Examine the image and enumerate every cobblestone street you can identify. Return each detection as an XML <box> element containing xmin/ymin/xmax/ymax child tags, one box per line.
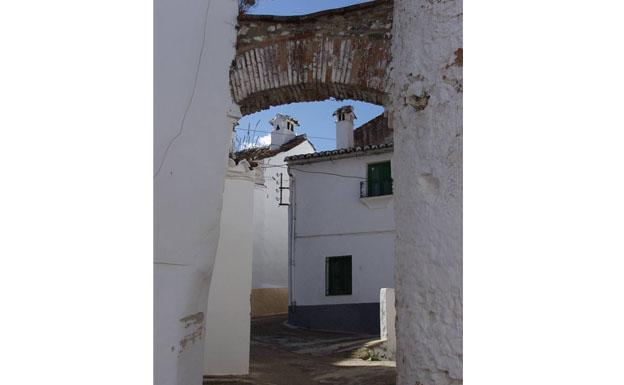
<box><xmin>204</xmin><ymin>316</ymin><xmax>396</xmax><ymax>385</ymax></box>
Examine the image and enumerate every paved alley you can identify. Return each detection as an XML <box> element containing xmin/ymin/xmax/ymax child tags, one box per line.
<box><xmin>204</xmin><ymin>315</ymin><xmax>396</xmax><ymax>385</ymax></box>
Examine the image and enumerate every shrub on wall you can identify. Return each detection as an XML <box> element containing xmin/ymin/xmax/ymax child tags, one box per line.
<box><xmin>238</xmin><ymin>0</ymin><xmax>256</xmax><ymax>14</ymax></box>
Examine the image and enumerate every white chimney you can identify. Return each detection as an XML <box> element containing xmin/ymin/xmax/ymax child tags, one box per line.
<box><xmin>269</xmin><ymin>113</ymin><xmax>298</xmax><ymax>150</ymax></box>
<box><xmin>333</xmin><ymin>105</ymin><xmax>356</xmax><ymax>149</ymax></box>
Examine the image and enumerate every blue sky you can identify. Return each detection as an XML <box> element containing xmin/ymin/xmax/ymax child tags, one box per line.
<box><xmin>236</xmin><ymin>0</ymin><xmax>383</xmax><ymax>152</ymax></box>
<box><xmin>247</xmin><ymin>0</ymin><xmax>372</xmax><ymax>16</ymax></box>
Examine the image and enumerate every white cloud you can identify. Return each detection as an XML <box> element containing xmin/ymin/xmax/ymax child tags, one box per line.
<box><xmin>238</xmin><ymin>134</ymin><xmax>271</xmax><ymax>150</ymax></box>
<box><xmin>258</xmin><ymin>134</ymin><xmax>271</xmax><ymax>146</ymax></box>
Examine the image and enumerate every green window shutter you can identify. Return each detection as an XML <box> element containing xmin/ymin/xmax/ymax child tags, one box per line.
<box><xmin>367</xmin><ymin>161</ymin><xmax>392</xmax><ymax>197</ymax></box>
<box><xmin>367</xmin><ymin>164</ymin><xmax>376</xmax><ymax>196</ymax></box>
<box><xmin>325</xmin><ymin>256</ymin><xmax>352</xmax><ymax>296</ymax></box>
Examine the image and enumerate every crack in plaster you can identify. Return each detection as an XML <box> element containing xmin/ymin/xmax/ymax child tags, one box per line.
<box><xmin>154</xmin><ymin>0</ymin><xmax>213</xmax><ymax>179</ymax></box>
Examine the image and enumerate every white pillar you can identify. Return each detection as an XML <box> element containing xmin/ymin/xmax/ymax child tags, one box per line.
<box><xmin>154</xmin><ymin>1</ymin><xmax>238</xmax><ymax>384</ymax></box>
<box><xmin>204</xmin><ymin>159</ymin><xmax>255</xmax><ymax>375</ymax></box>
<box><xmin>389</xmin><ymin>0</ymin><xmax>463</xmax><ymax>384</ymax></box>
<box><xmin>380</xmin><ymin>288</ymin><xmax>396</xmax><ymax>357</ymax></box>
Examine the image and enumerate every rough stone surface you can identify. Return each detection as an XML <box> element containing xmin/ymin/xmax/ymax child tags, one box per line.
<box><xmin>232</xmin><ymin>0</ymin><xmax>393</xmax><ymax>115</ymax></box>
<box><xmin>388</xmin><ymin>0</ymin><xmax>463</xmax><ymax>384</ymax></box>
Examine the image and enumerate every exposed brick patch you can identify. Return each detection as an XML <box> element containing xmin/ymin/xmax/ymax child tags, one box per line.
<box><xmin>454</xmin><ymin>48</ymin><xmax>463</xmax><ymax>66</ymax></box>
<box><xmin>406</xmin><ymin>91</ymin><xmax>430</xmax><ymax>111</ymax></box>
<box><xmin>354</xmin><ymin>113</ymin><xmax>393</xmax><ymax>147</ymax></box>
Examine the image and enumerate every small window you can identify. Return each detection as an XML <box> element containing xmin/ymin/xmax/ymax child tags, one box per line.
<box><xmin>367</xmin><ymin>161</ymin><xmax>393</xmax><ymax>197</ymax></box>
<box><xmin>325</xmin><ymin>256</ymin><xmax>352</xmax><ymax>296</ymax></box>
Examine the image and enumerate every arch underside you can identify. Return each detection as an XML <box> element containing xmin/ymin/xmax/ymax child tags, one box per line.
<box><xmin>237</xmin><ymin>83</ymin><xmax>385</xmax><ymax>116</ymax></box>
<box><xmin>231</xmin><ymin>0</ymin><xmax>393</xmax><ymax>116</ymax></box>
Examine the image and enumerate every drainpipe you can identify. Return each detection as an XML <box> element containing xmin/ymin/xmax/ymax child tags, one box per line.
<box><xmin>288</xmin><ymin>170</ymin><xmax>296</xmax><ymax>310</ymax></box>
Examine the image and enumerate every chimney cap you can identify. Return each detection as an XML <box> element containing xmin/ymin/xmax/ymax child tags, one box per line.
<box><xmin>270</xmin><ymin>113</ymin><xmax>299</xmax><ymax>127</ymax></box>
<box><xmin>332</xmin><ymin>105</ymin><xmax>357</xmax><ymax>119</ymax></box>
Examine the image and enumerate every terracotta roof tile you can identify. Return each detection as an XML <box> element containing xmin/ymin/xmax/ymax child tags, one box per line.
<box><xmin>232</xmin><ymin>134</ymin><xmax>309</xmax><ymax>165</ymax></box>
<box><xmin>285</xmin><ymin>142</ymin><xmax>393</xmax><ymax>163</ymax></box>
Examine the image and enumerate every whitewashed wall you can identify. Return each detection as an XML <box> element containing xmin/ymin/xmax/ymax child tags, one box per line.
<box><xmin>252</xmin><ymin>141</ymin><xmax>315</xmax><ymax>289</ymax></box>
<box><xmin>389</xmin><ymin>0</ymin><xmax>463</xmax><ymax>383</ymax></box>
<box><xmin>154</xmin><ymin>0</ymin><xmax>238</xmax><ymax>384</ymax></box>
<box><xmin>380</xmin><ymin>288</ymin><xmax>396</xmax><ymax>357</ymax></box>
<box><xmin>289</xmin><ymin>151</ymin><xmax>395</xmax><ymax>306</ymax></box>
<box><xmin>203</xmin><ymin>160</ymin><xmax>254</xmax><ymax>375</ymax></box>
<box><xmin>293</xmin><ymin>232</ymin><xmax>394</xmax><ymax>305</ymax></box>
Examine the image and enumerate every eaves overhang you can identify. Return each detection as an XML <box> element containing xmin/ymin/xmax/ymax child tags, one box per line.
<box><xmin>285</xmin><ymin>143</ymin><xmax>393</xmax><ymax>165</ymax></box>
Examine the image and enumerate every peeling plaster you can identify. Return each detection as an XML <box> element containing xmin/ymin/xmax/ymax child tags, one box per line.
<box><xmin>389</xmin><ymin>0</ymin><xmax>462</xmax><ymax>384</ymax></box>
<box><xmin>180</xmin><ymin>312</ymin><xmax>204</xmax><ymax>328</ymax></box>
<box><xmin>178</xmin><ymin>312</ymin><xmax>205</xmax><ymax>356</ymax></box>
<box><xmin>406</xmin><ymin>91</ymin><xmax>431</xmax><ymax>111</ymax></box>
<box><xmin>453</xmin><ymin>48</ymin><xmax>463</xmax><ymax>67</ymax></box>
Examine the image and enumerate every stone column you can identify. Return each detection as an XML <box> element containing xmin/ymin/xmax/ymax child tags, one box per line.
<box><xmin>388</xmin><ymin>0</ymin><xmax>463</xmax><ymax>384</ymax></box>
<box><xmin>154</xmin><ymin>0</ymin><xmax>238</xmax><ymax>384</ymax></box>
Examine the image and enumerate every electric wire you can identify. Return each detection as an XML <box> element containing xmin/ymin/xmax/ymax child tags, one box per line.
<box><xmin>289</xmin><ymin>167</ymin><xmax>366</xmax><ymax>180</ymax></box>
<box><xmin>257</xmin><ymin>164</ymin><xmax>365</xmax><ymax>180</ymax></box>
<box><xmin>236</xmin><ymin>127</ymin><xmax>336</xmax><ymax>141</ymax></box>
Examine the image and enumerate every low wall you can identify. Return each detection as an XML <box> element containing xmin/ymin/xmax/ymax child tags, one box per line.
<box><xmin>251</xmin><ymin>287</ymin><xmax>288</xmax><ymax>318</ymax></box>
<box><xmin>380</xmin><ymin>288</ymin><xmax>396</xmax><ymax>357</ymax></box>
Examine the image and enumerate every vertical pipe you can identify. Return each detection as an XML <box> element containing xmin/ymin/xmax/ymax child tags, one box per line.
<box><xmin>287</xmin><ymin>170</ymin><xmax>296</xmax><ymax>308</ymax></box>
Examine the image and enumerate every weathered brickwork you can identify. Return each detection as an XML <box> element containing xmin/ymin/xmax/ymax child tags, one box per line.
<box><xmin>232</xmin><ymin>0</ymin><xmax>393</xmax><ymax>115</ymax></box>
<box><xmin>354</xmin><ymin>113</ymin><xmax>392</xmax><ymax>147</ymax></box>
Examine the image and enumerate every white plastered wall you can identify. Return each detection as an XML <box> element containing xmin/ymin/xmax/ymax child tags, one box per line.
<box><xmin>389</xmin><ymin>0</ymin><xmax>463</xmax><ymax>383</ymax></box>
<box><xmin>252</xmin><ymin>141</ymin><xmax>315</xmax><ymax>289</ymax></box>
<box><xmin>154</xmin><ymin>0</ymin><xmax>238</xmax><ymax>384</ymax></box>
<box><xmin>380</xmin><ymin>288</ymin><xmax>396</xmax><ymax>357</ymax></box>
<box><xmin>203</xmin><ymin>160</ymin><xmax>254</xmax><ymax>375</ymax></box>
<box><xmin>289</xmin><ymin>152</ymin><xmax>395</xmax><ymax>306</ymax></box>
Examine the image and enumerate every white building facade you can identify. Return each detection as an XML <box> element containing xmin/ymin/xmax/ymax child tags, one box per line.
<box><xmin>233</xmin><ymin>114</ymin><xmax>315</xmax><ymax>317</ymax></box>
<box><xmin>286</xmin><ymin>107</ymin><xmax>395</xmax><ymax>335</ymax></box>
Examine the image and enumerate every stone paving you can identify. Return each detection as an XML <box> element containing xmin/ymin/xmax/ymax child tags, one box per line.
<box><xmin>204</xmin><ymin>315</ymin><xmax>396</xmax><ymax>385</ymax></box>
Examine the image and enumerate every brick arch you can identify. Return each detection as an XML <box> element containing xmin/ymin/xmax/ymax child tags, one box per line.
<box><xmin>231</xmin><ymin>0</ymin><xmax>393</xmax><ymax>115</ymax></box>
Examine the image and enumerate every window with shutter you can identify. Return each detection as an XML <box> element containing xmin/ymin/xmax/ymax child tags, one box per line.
<box><xmin>325</xmin><ymin>256</ymin><xmax>352</xmax><ymax>296</ymax></box>
<box><xmin>367</xmin><ymin>161</ymin><xmax>392</xmax><ymax>197</ymax></box>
